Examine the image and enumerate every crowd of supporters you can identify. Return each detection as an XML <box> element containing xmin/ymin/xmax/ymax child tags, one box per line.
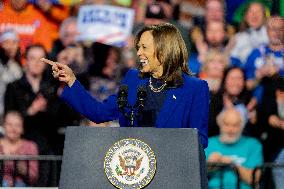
<box><xmin>0</xmin><ymin>0</ymin><xmax>283</xmax><ymax>188</ymax></box>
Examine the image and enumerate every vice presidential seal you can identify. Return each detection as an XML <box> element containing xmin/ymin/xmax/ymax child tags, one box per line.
<box><xmin>104</xmin><ymin>138</ymin><xmax>156</xmax><ymax>189</ymax></box>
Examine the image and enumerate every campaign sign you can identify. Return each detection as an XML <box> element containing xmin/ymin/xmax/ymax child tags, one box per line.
<box><xmin>77</xmin><ymin>5</ymin><xmax>135</xmax><ymax>47</ymax></box>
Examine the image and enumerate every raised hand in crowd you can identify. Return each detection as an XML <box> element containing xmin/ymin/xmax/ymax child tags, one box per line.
<box><xmin>27</xmin><ymin>94</ymin><xmax>47</xmax><ymax>116</ymax></box>
<box><xmin>269</xmin><ymin>115</ymin><xmax>284</xmax><ymax>130</ymax></box>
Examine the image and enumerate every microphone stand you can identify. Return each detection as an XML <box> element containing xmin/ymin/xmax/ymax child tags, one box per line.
<box><xmin>117</xmin><ymin>86</ymin><xmax>146</xmax><ymax>127</ymax></box>
<box><xmin>119</xmin><ymin>103</ymin><xmax>144</xmax><ymax>127</ymax></box>
<box><xmin>129</xmin><ymin>107</ymin><xmax>136</xmax><ymax>127</ymax></box>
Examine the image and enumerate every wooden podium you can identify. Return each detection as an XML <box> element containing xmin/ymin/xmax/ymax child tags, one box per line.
<box><xmin>59</xmin><ymin>127</ymin><xmax>207</xmax><ymax>189</ymax></box>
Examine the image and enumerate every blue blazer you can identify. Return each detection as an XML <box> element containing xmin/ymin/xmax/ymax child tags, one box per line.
<box><xmin>61</xmin><ymin>69</ymin><xmax>209</xmax><ymax>148</ymax></box>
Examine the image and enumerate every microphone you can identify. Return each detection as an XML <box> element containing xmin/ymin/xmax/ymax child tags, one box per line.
<box><xmin>116</xmin><ymin>85</ymin><xmax>146</xmax><ymax>127</ymax></box>
<box><xmin>136</xmin><ymin>85</ymin><xmax>147</xmax><ymax>110</ymax></box>
<box><xmin>117</xmin><ymin>85</ymin><xmax>128</xmax><ymax>109</ymax></box>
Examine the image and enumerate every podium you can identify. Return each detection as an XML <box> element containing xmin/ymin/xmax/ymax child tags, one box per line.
<box><xmin>59</xmin><ymin>127</ymin><xmax>207</xmax><ymax>189</ymax></box>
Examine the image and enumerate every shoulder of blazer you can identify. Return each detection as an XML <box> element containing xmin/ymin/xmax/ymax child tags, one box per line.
<box><xmin>182</xmin><ymin>74</ymin><xmax>207</xmax><ymax>89</ymax></box>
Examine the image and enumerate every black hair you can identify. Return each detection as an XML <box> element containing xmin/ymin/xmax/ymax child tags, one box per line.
<box><xmin>24</xmin><ymin>43</ymin><xmax>47</xmax><ymax>59</ymax></box>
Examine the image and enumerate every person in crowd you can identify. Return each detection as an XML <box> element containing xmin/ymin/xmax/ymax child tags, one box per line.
<box><xmin>208</xmin><ymin>67</ymin><xmax>258</xmax><ymax>137</ymax></box>
<box><xmin>229</xmin><ymin>1</ymin><xmax>269</xmax><ymax>66</ymax></box>
<box><xmin>199</xmin><ymin>20</ymin><xmax>227</xmax><ymax>53</ymax></box>
<box><xmin>42</xmin><ymin>23</ymin><xmax>210</xmax><ymax>148</ymax></box>
<box><xmin>206</xmin><ymin>107</ymin><xmax>263</xmax><ymax>189</ymax></box>
<box><xmin>56</xmin><ymin>44</ymin><xmax>84</xmax><ymax>73</ymax></box>
<box><xmin>88</xmin><ymin>46</ymin><xmax>123</xmax><ymax>99</ymax></box>
<box><xmin>55</xmin><ymin>43</ymin><xmax>89</xmax><ymax>131</ymax></box>
<box><xmin>57</xmin><ymin>43</ymin><xmax>93</xmax><ymax>92</ymax></box>
<box><xmin>203</xmin><ymin>0</ymin><xmax>224</xmax><ymax>23</ymax></box>
<box><xmin>49</xmin><ymin>16</ymin><xmax>79</xmax><ymax>61</ymax></box>
<box><xmin>191</xmin><ymin>0</ymin><xmax>225</xmax><ymax>41</ymax></box>
<box><xmin>244</xmin><ymin>16</ymin><xmax>284</xmax><ymax>91</ymax></box>
<box><xmin>0</xmin><ymin>30</ymin><xmax>23</xmax><ymax>124</ymax></box>
<box><xmin>261</xmin><ymin>77</ymin><xmax>284</xmax><ymax>162</ymax></box>
<box><xmin>190</xmin><ymin>0</ymin><xmax>235</xmax><ymax>52</ymax></box>
<box><xmin>189</xmin><ymin>20</ymin><xmax>228</xmax><ymax>74</ymax></box>
<box><xmin>4</xmin><ymin>44</ymin><xmax>61</xmax><ymax>155</ymax></box>
<box><xmin>0</xmin><ymin>111</ymin><xmax>38</xmax><ymax>187</ymax></box>
<box><xmin>198</xmin><ymin>50</ymin><xmax>229</xmax><ymax>94</ymax></box>
<box><xmin>32</xmin><ymin>0</ymin><xmax>71</xmax><ymax>41</ymax></box>
<box><xmin>250</xmin><ymin>15</ymin><xmax>284</xmax><ymax>162</ymax></box>
<box><xmin>0</xmin><ymin>0</ymin><xmax>55</xmax><ymax>53</ymax></box>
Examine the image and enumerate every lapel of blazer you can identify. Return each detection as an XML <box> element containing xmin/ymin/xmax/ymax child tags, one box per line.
<box><xmin>156</xmin><ymin>85</ymin><xmax>185</xmax><ymax>127</ymax></box>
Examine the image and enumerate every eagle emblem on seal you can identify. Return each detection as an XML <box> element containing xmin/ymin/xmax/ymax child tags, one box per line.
<box><xmin>104</xmin><ymin>138</ymin><xmax>156</xmax><ymax>189</ymax></box>
<box><xmin>118</xmin><ymin>154</ymin><xmax>143</xmax><ymax>176</ymax></box>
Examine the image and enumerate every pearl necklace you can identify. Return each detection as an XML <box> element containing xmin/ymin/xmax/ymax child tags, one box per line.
<box><xmin>149</xmin><ymin>77</ymin><xmax>167</xmax><ymax>93</ymax></box>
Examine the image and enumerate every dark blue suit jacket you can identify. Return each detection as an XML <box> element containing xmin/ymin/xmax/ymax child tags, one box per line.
<box><xmin>61</xmin><ymin>69</ymin><xmax>209</xmax><ymax>148</ymax></box>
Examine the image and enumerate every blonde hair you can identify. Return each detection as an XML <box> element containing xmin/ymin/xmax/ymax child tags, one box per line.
<box><xmin>202</xmin><ymin>49</ymin><xmax>229</xmax><ymax>73</ymax></box>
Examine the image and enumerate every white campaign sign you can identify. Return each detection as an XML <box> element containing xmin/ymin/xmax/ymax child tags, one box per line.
<box><xmin>77</xmin><ymin>5</ymin><xmax>135</xmax><ymax>47</ymax></box>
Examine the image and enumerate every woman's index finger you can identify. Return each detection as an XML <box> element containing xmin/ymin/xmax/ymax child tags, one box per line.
<box><xmin>40</xmin><ymin>58</ymin><xmax>57</xmax><ymax>66</ymax></box>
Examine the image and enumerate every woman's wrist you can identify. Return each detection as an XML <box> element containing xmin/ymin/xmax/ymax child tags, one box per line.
<box><xmin>67</xmin><ymin>77</ymin><xmax>76</xmax><ymax>87</ymax></box>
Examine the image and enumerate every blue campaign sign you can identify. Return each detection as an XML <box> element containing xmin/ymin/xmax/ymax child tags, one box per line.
<box><xmin>77</xmin><ymin>5</ymin><xmax>135</xmax><ymax>47</ymax></box>
<box><xmin>81</xmin><ymin>8</ymin><xmax>127</xmax><ymax>28</ymax></box>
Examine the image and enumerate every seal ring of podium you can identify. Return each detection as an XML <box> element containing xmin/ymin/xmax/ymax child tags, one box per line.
<box><xmin>104</xmin><ymin>138</ymin><xmax>156</xmax><ymax>189</ymax></box>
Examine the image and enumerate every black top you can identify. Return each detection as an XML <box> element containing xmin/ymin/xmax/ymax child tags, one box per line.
<box><xmin>138</xmin><ymin>77</ymin><xmax>167</xmax><ymax>127</ymax></box>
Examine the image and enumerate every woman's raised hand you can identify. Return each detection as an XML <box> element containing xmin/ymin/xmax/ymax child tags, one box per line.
<box><xmin>41</xmin><ymin>58</ymin><xmax>76</xmax><ymax>87</ymax></box>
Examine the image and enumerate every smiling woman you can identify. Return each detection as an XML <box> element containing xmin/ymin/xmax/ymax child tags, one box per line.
<box><xmin>136</xmin><ymin>31</ymin><xmax>163</xmax><ymax>78</ymax></box>
<box><xmin>41</xmin><ymin>23</ymin><xmax>210</xmax><ymax>148</ymax></box>
<box><xmin>134</xmin><ymin>24</ymin><xmax>191</xmax><ymax>87</ymax></box>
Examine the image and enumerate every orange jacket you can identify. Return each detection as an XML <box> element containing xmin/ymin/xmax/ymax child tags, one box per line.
<box><xmin>0</xmin><ymin>2</ymin><xmax>54</xmax><ymax>52</ymax></box>
<box><xmin>37</xmin><ymin>4</ymin><xmax>70</xmax><ymax>41</ymax></box>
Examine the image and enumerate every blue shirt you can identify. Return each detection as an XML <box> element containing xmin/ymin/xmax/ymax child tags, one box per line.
<box><xmin>245</xmin><ymin>45</ymin><xmax>284</xmax><ymax>80</ymax></box>
<box><xmin>205</xmin><ymin>136</ymin><xmax>263</xmax><ymax>189</ymax></box>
